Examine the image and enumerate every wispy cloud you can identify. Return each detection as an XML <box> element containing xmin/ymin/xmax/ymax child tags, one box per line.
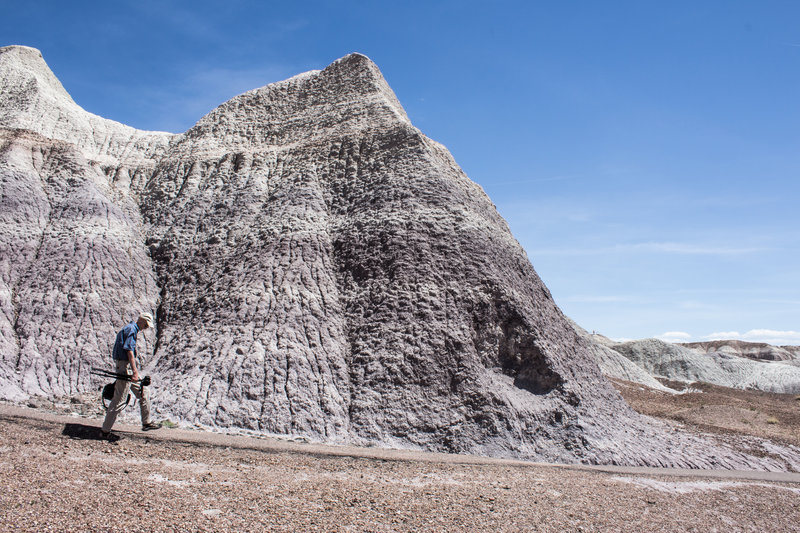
<box><xmin>678</xmin><ymin>300</ymin><xmax>718</xmax><ymax>310</ymax></box>
<box><xmin>657</xmin><ymin>331</ymin><xmax>692</xmax><ymax>342</ymax></box>
<box><xmin>530</xmin><ymin>242</ymin><xmax>764</xmax><ymax>257</ymax></box>
<box><xmin>561</xmin><ymin>295</ymin><xmax>636</xmax><ymax>304</ymax></box>
<box><xmin>638</xmin><ymin>242</ymin><xmax>762</xmax><ymax>255</ymax></box>
<box><xmin>704</xmin><ymin>331</ymin><xmax>740</xmax><ymax>339</ymax></box>
<box><xmin>488</xmin><ymin>174</ymin><xmax>578</xmax><ymax>186</ymax></box>
<box><xmin>487</xmin><ymin>166</ymin><xmax>633</xmax><ymax>188</ymax></box>
<box><xmin>115</xmin><ymin>62</ymin><xmax>303</xmax><ymax>132</ymax></box>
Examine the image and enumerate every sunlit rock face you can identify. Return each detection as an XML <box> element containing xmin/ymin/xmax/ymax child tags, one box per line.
<box><xmin>0</xmin><ymin>46</ymin><xmax>171</xmax><ymax>401</ymax></box>
<box><xmin>612</xmin><ymin>338</ymin><xmax>800</xmax><ymax>394</ymax></box>
<box><xmin>0</xmin><ymin>45</ymin><xmax>792</xmax><ymax>469</ymax></box>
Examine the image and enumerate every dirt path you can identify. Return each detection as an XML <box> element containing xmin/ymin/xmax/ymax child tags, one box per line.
<box><xmin>2</xmin><ymin>405</ymin><xmax>800</xmax><ymax>532</ymax></box>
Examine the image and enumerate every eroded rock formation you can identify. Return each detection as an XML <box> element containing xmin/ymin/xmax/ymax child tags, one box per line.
<box><xmin>1</xmin><ymin>45</ymin><xmax>795</xmax><ymax>468</ymax></box>
<box><xmin>611</xmin><ymin>338</ymin><xmax>800</xmax><ymax>394</ymax></box>
<box><xmin>682</xmin><ymin>340</ymin><xmax>800</xmax><ymax>362</ymax></box>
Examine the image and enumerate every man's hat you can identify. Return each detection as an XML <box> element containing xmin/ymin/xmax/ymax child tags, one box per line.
<box><xmin>138</xmin><ymin>312</ymin><xmax>154</xmax><ymax>329</ymax></box>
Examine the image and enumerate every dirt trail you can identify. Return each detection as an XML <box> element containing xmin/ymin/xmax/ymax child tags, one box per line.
<box><xmin>3</xmin><ymin>404</ymin><xmax>800</xmax><ymax>484</ymax></box>
<box><xmin>2</xmin><ymin>404</ymin><xmax>799</xmax><ymax>532</ymax></box>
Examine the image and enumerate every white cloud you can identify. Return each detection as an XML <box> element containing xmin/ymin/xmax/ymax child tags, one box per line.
<box><xmin>529</xmin><ymin>242</ymin><xmax>763</xmax><ymax>257</ymax></box>
<box><xmin>704</xmin><ymin>331</ymin><xmax>741</xmax><ymax>339</ymax></box>
<box><xmin>657</xmin><ymin>331</ymin><xmax>692</xmax><ymax>341</ymax></box>
<box><xmin>703</xmin><ymin>329</ymin><xmax>800</xmax><ymax>346</ymax></box>
<box><xmin>635</xmin><ymin>242</ymin><xmax>760</xmax><ymax>255</ymax></box>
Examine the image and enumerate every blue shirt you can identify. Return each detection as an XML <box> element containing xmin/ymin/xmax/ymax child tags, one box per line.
<box><xmin>112</xmin><ymin>321</ymin><xmax>140</xmax><ymax>361</ymax></box>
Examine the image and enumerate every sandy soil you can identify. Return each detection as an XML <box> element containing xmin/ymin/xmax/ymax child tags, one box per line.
<box><xmin>1</xmin><ymin>401</ymin><xmax>799</xmax><ymax>532</ymax></box>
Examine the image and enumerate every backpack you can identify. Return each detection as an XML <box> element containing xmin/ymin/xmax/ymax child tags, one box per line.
<box><xmin>101</xmin><ymin>382</ymin><xmax>131</xmax><ymax>410</ymax></box>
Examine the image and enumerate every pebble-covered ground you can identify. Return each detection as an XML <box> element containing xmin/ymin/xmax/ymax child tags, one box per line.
<box><xmin>614</xmin><ymin>378</ymin><xmax>800</xmax><ymax>448</ymax></box>
<box><xmin>1</xmin><ymin>406</ymin><xmax>799</xmax><ymax>532</ymax></box>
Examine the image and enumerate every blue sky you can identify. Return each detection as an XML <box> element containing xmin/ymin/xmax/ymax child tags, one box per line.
<box><xmin>3</xmin><ymin>1</ymin><xmax>798</xmax><ymax>344</ymax></box>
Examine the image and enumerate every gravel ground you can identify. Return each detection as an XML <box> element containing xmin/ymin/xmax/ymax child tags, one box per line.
<box><xmin>1</xmin><ymin>406</ymin><xmax>799</xmax><ymax>532</ymax></box>
<box><xmin>613</xmin><ymin>378</ymin><xmax>800</xmax><ymax>448</ymax></box>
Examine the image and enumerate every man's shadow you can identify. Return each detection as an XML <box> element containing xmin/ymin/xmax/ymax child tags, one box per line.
<box><xmin>62</xmin><ymin>422</ymin><xmax>107</xmax><ymax>441</ymax></box>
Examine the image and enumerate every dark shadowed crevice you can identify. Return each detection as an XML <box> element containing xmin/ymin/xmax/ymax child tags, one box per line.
<box><xmin>498</xmin><ymin>320</ymin><xmax>563</xmax><ymax>395</ymax></box>
<box><xmin>472</xmin><ymin>289</ymin><xmax>563</xmax><ymax>395</ymax></box>
<box><xmin>151</xmin><ymin>280</ymin><xmax>167</xmax><ymax>363</ymax></box>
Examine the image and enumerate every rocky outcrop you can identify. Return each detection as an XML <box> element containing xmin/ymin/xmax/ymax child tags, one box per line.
<box><xmin>612</xmin><ymin>339</ymin><xmax>800</xmax><ymax>394</ymax></box>
<box><xmin>0</xmin><ymin>46</ymin><xmax>172</xmax><ymax>165</ymax></box>
<box><xmin>784</xmin><ymin>346</ymin><xmax>800</xmax><ymax>360</ymax></box>
<box><xmin>1</xmin><ymin>45</ymin><xmax>796</xmax><ymax>469</ymax></box>
<box><xmin>0</xmin><ymin>46</ymin><xmax>172</xmax><ymax>401</ymax></box>
<box><xmin>567</xmin><ymin>320</ymin><xmax>675</xmax><ymax>393</ymax></box>
<box><xmin>681</xmin><ymin>340</ymin><xmax>799</xmax><ymax>362</ymax></box>
<box><xmin>569</xmin><ymin>322</ymin><xmax>800</xmax><ymax>395</ymax></box>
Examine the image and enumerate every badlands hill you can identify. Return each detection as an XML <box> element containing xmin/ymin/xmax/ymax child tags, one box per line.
<box><xmin>681</xmin><ymin>340</ymin><xmax>800</xmax><ymax>362</ymax></box>
<box><xmin>612</xmin><ymin>339</ymin><xmax>800</xmax><ymax>394</ymax></box>
<box><xmin>571</xmin><ymin>319</ymin><xmax>800</xmax><ymax>395</ymax></box>
<box><xmin>0</xmin><ymin>45</ymin><xmax>793</xmax><ymax>469</ymax></box>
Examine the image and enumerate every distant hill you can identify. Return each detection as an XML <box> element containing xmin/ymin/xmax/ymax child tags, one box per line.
<box><xmin>578</xmin><ymin>330</ymin><xmax>800</xmax><ymax>394</ymax></box>
<box><xmin>680</xmin><ymin>340</ymin><xmax>800</xmax><ymax>362</ymax></box>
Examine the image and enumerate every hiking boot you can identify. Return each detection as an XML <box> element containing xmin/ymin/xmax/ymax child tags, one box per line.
<box><xmin>100</xmin><ymin>430</ymin><xmax>121</xmax><ymax>442</ymax></box>
<box><xmin>142</xmin><ymin>421</ymin><xmax>162</xmax><ymax>431</ymax></box>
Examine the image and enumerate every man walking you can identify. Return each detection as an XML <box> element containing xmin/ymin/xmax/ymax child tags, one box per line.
<box><xmin>101</xmin><ymin>312</ymin><xmax>161</xmax><ymax>441</ymax></box>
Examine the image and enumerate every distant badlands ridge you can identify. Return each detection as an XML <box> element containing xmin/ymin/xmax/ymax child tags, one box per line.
<box><xmin>680</xmin><ymin>339</ymin><xmax>800</xmax><ymax>362</ymax></box>
<box><xmin>582</xmin><ymin>327</ymin><xmax>800</xmax><ymax>395</ymax></box>
<box><xmin>1</xmin><ymin>45</ymin><xmax>798</xmax><ymax>470</ymax></box>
